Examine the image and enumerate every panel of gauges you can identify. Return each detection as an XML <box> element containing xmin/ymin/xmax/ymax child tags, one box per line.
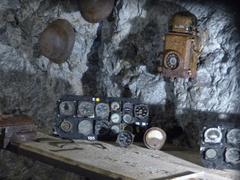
<box><xmin>53</xmin><ymin>95</ymin><xmax>149</xmax><ymax>144</ymax></box>
<box><xmin>200</xmin><ymin>122</ymin><xmax>240</xmax><ymax>170</ymax></box>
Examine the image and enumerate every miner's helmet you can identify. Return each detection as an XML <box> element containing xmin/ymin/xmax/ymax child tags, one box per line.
<box><xmin>169</xmin><ymin>11</ymin><xmax>197</xmax><ymax>34</ymax></box>
<box><xmin>78</xmin><ymin>0</ymin><xmax>115</xmax><ymax>23</ymax></box>
<box><xmin>39</xmin><ymin>19</ymin><xmax>75</xmax><ymax>64</ymax></box>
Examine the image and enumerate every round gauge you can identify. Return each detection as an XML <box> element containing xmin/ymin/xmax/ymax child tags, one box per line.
<box><xmin>78</xmin><ymin>101</ymin><xmax>95</xmax><ymax>117</ymax></box>
<box><xmin>165</xmin><ymin>53</ymin><xmax>179</xmax><ymax>70</ymax></box>
<box><xmin>60</xmin><ymin>120</ymin><xmax>73</xmax><ymax>132</ymax></box>
<box><xmin>116</xmin><ymin>131</ymin><xmax>134</xmax><ymax>147</ymax></box>
<box><xmin>204</xmin><ymin>128</ymin><xmax>222</xmax><ymax>144</ymax></box>
<box><xmin>95</xmin><ymin>103</ymin><xmax>110</xmax><ymax>119</ymax></box>
<box><xmin>110</xmin><ymin>113</ymin><xmax>121</xmax><ymax>124</ymax></box>
<box><xmin>225</xmin><ymin>148</ymin><xmax>240</xmax><ymax>165</ymax></box>
<box><xmin>123</xmin><ymin>114</ymin><xmax>134</xmax><ymax>124</ymax></box>
<box><xmin>143</xmin><ymin>127</ymin><xmax>166</xmax><ymax>150</ymax></box>
<box><xmin>111</xmin><ymin>125</ymin><xmax>120</xmax><ymax>134</ymax></box>
<box><xmin>205</xmin><ymin>149</ymin><xmax>217</xmax><ymax>160</ymax></box>
<box><xmin>95</xmin><ymin>120</ymin><xmax>110</xmax><ymax>136</ymax></box>
<box><xmin>227</xmin><ymin>129</ymin><xmax>240</xmax><ymax>145</ymax></box>
<box><xmin>111</xmin><ymin>102</ymin><xmax>121</xmax><ymax>111</ymax></box>
<box><xmin>78</xmin><ymin>120</ymin><xmax>93</xmax><ymax>136</ymax></box>
<box><xmin>59</xmin><ymin>101</ymin><xmax>75</xmax><ymax>116</ymax></box>
<box><xmin>123</xmin><ymin>102</ymin><xmax>133</xmax><ymax>113</ymax></box>
<box><xmin>134</xmin><ymin>104</ymin><xmax>149</xmax><ymax>119</ymax></box>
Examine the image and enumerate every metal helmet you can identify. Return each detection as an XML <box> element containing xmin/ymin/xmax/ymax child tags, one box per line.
<box><xmin>170</xmin><ymin>11</ymin><xmax>197</xmax><ymax>34</ymax></box>
<box><xmin>78</xmin><ymin>0</ymin><xmax>115</xmax><ymax>23</ymax></box>
<box><xmin>39</xmin><ymin>19</ymin><xmax>75</xmax><ymax>64</ymax></box>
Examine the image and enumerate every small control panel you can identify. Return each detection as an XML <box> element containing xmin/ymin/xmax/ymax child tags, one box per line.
<box><xmin>54</xmin><ymin>95</ymin><xmax>149</xmax><ymax>142</ymax></box>
<box><xmin>200</xmin><ymin>121</ymin><xmax>240</xmax><ymax>170</ymax></box>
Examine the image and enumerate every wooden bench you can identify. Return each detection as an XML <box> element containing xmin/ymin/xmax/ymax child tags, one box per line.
<box><xmin>7</xmin><ymin>132</ymin><xmax>240</xmax><ymax>180</ymax></box>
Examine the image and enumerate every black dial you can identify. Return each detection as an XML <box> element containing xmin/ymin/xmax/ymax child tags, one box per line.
<box><xmin>134</xmin><ymin>104</ymin><xmax>149</xmax><ymax>119</ymax></box>
<box><xmin>165</xmin><ymin>53</ymin><xmax>179</xmax><ymax>70</ymax></box>
<box><xmin>95</xmin><ymin>120</ymin><xmax>110</xmax><ymax>136</ymax></box>
<box><xmin>116</xmin><ymin>131</ymin><xmax>134</xmax><ymax>147</ymax></box>
<box><xmin>59</xmin><ymin>101</ymin><xmax>75</xmax><ymax>116</ymax></box>
<box><xmin>78</xmin><ymin>101</ymin><xmax>95</xmax><ymax>117</ymax></box>
<box><xmin>60</xmin><ymin>120</ymin><xmax>73</xmax><ymax>132</ymax></box>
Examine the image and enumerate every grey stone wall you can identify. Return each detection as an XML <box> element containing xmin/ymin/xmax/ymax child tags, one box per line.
<box><xmin>0</xmin><ymin>0</ymin><xmax>240</xmax><ymax>179</ymax></box>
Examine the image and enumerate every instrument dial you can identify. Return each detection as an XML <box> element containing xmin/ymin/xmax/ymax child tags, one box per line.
<box><xmin>123</xmin><ymin>102</ymin><xmax>133</xmax><ymax>114</ymax></box>
<box><xmin>111</xmin><ymin>125</ymin><xmax>120</xmax><ymax>134</ymax></box>
<box><xmin>225</xmin><ymin>148</ymin><xmax>240</xmax><ymax>165</ymax></box>
<box><xmin>78</xmin><ymin>120</ymin><xmax>93</xmax><ymax>136</ymax></box>
<box><xmin>165</xmin><ymin>53</ymin><xmax>179</xmax><ymax>70</ymax></box>
<box><xmin>204</xmin><ymin>128</ymin><xmax>222</xmax><ymax>144</ymax></box>
<box><xmin>111</xmin><ymin>102</ymin><xmax>121</xmax><ymax>111</ymax></box>
<box><xmin>123</xmin><ymin>114</ymin><xmax>134</xmax><ymax>124</ymax></box>
<box><xmin>78</xmin><ymin>101</ymin><xmax>95</xmax><ymax>117</ymax></box>
<box><xmin>205</xmin><ymin>149</ymin><xmax>217</xmax><ymax>160</ymax></box>
<box><xmin>95</xmin><ymin>120</ymin><xmax>110</xmax><ymax>136</ymax></box>
<box><xmin>110</xmin><ymin>113</ymin><xmax>121</xmax><ymax>124</ymax></box>
<box><xmin>95</xmin><ymin>103</ymin><xmax>110</xmax><ymax>119</ymax></box>
<box><xmin>59</xmin><ymin>101</ymin><xmax>75</xmax><ymax>116</ymax></box>
<box><xmin>143</xmin><ymin>127</ymin><xmax>166</xmax><ymax>150</ymax></box>
<box><xmin>60</xmin><ymin>120</ymin><xmax>73</xmax><ymax>132</ymax></box>
<box><xmin>134</xmin><ymin>104</ymin><xmax>149</xmax><ymax>119</ymax></box>
<box><xmin>227</xmin><ymin>129</ymin><xmax>240</xmax><ymax>145</ymax></box>
<box><xmin>116</xmin><ymin>131</ymin><xmax>134</xmax><ymax>147</ymax></box>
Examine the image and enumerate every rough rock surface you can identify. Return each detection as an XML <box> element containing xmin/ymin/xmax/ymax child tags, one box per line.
<box><xmin>0</xmin><ymin>0</ymin><xmax>240</xmax><ymax>179</ymax></box>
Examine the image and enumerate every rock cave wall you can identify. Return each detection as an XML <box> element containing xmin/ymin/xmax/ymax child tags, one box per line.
<box><xmin>0</xmin><ymin>0</ymin><xmax>240</xmax><ymax>179</ymax></box>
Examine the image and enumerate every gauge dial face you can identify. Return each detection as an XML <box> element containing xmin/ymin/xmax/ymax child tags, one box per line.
<box><xmin>205</xmin><ymin>149</ymin><xmax>217</xmax><ymax>160</ymax></box>
<box><xmin>111</xmin><ymin>102</ymin><xmax>121</xmax><ymax>111</ymax></box>
<box><xmin>123</xmin><ymin>102</ymin><xmax>133</xmax><ymax>114</ymax></box>
<box><xmin>78</xmin><ymin>101</ymin><xmax>95</xmax><ymax>117</ymax></box>
<box><xmin>123</xmin><ymin>114</ymin><xmax>134</xmax><ymax>124</ymax></box>
<box><xmin>95</xmin><ymin>103</ymin><xmax>110</xmax><ymax>119</ymax></box>
<box><xmin>110</xmin><ymin>113</ymin><xmax>121</xmax><ymax>124</ymax></box>
<box><xmin>144</xmin><ymin>128</ymin><xmax>166</xmax><ymax>150</ymax></box>
<box><xmin>95</xmin><ymin>120</ymin><xmax>110</xmax><ymax>136</ymax></box>
<box><xmin>116</xmin><ymin>131</ymin><xmax>134</xmax><ymax>147</ymax></box>
<box><xmin>227</xmin><ymin>129</ymin><xmax>240</xmax><ymax>145</ymax></box>
<box><xmin>134</xmin><ymin>104</ymin><xmax>149</xmax><ymax>119</ymax></box>
<box><xmin>60</xmin><ymin>120</ymin><xmax>73</xmax><ymax>132</ymax></box>
<box><xmin>225</xmin><ymin>148</ymin><xmax>240</xmax><ymax>165</ymax></box>
<box><xmin>59</xmin><ymin>101</ymin><xmax>75</xmax><ymax>116</ymax></box>
<box><xmin>165</xmin><ymin>53</ymin><xmax>179</xmax><ymax>70</ymax></box>
<box><xmin>204</xmin><ymin>128</ymin><xmax>222</xmax><ymax>144</ymax></box>
<box><xmin>78</xmin><ymin>120</ymin><xmax>93</xmax><ymax>136</ymax></box>
<box><xmin>111</xmin><ymin>125</ymin><xmax>120</xmax><ymax>134</ymax></box>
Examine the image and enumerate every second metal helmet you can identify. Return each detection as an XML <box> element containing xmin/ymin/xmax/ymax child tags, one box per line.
<box><xmin>39</xmin><ymin>19</ymin><xmax>75</xmax><ymax>64</ymax></box>
<box><xmin>78</xmin><ymin>0</ymin><xmax>115</xmax><ymax>23</ymax></box>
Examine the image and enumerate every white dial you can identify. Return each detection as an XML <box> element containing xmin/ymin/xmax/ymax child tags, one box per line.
<box><xmin>110</xmin><ymin>113</ymin><xmax>121</xmax><ymax>124</ymax></box>
<box><xmin>111</xmin><ymin>102</ymin><xmax>121</xmax><ymax>111</ymax></box>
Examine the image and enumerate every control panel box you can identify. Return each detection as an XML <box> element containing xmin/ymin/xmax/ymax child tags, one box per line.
<box><xmin>54</xmin><ymin>95</ymin><xmax>149</xmax><ymax>141</ymax></box>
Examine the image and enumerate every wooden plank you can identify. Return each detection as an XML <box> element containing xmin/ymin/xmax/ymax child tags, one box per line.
<box><xmin>9</xmin><ymin>133</ymin><xmax>239</xmax><ymax>180</ymax></box>
<box><xmin>0</xmin><ymin>115</ymin><xmax>33</xmax><ymax>127</ymax></box>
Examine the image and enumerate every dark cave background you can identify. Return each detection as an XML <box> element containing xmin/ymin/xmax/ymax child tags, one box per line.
<box><xmin>0</xmin><ymin>0</ymin><xmax>240</xmax><ymax>179</ymax></box>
